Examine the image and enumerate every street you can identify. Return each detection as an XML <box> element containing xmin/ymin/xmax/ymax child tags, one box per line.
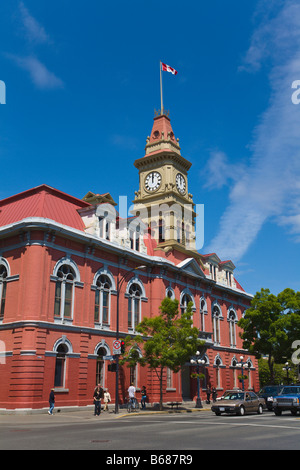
<box><xmin>1</xmin><ymin>409</ymin><xmax>300</xmax><ymax>451</ymax></box>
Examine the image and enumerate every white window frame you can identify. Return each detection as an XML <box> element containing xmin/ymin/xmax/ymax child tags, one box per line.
<box><xmin>51</xmin><ymin>257</ymin><xmax>81</xmax><ymax>324</ymax></box>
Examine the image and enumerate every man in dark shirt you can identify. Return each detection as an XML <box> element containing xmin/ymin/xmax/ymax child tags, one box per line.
<box><xmin>48</xmin><ymin>389</ymin><xmax>55</xmax><ymax>415</ymax></box>
<box><xmin>93</xmin><ymin>383</ymin><xmax>104</xmax><ymax>416</ymax></box>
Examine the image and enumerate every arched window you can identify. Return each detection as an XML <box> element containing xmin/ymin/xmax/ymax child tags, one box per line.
<box><xmin>200</xmin><ymin>297</ymin><xmax>207</xmax><ymax>331</ymax></box>
<box><xmin>228</xmin><ymin>309</ymin><xmax>237</xmax><ymax>347</ymax></box>
<box><xmin>231</xmin><ymin>356</ymin><xmax>238</xmax><ymax>388</ymax></box>
<box><xmin>54</xmin><ymin>264</ymin><xmax>76</xmax><ymax>320</ymax></box>
<box><xmin>0</xmin><ymin>264</ymin><xmax>8</xmax><ymax>321</ymax></box>
<box><xmin>94</xmin><ymin>274</ymin><xmax>112</xmax><ymax>326</ymax></box>
<box><xmin>166</xmin><ymin>286</ymin><xmax>175</xmax><ymax>300</ymax></box>
<box><xmin>158</xmin><ymin>217</ymin><xmax>165</xmax><ymax>243</ymax></box>
<box><xmin>214</xmin><ymin>354</ymin><xmax>223</xmax><ymax>389</ymax></box>
<box><xmin>180</xmin><ymin>290</ymin><xmax>195</xmax><ymax>315</ymax></box>
<box><xmin>128</xmin><ymin>283</ymin><xmax>142</xmax><ymax>330</ymax></box>
<box><xmin>181</xmin><ymin>293</ymin><xmax>191</xmax><ymax>314</ymax></box>
<box><xmin>212</xmin><ymin>304</ymin><xmax>222</xmax><ymax>345</ymax></box>
<box><xmin>96</xmin><ymin>346</ymin><xmax>107</xmax><ymax>387</ymax></box>
<box><xmin>54</xmin><ymin>342</ymin><xmax>70</xmax><ymax>388</ymax></box>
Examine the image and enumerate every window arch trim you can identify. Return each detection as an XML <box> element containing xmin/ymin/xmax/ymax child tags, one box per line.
<box><xmin>180</xmin><ymin>288</ymin><xmax>196</xmax><ymax>311</ymax></box>
<box><xmin>125</xmin><ymin>276</ymin><xmax>147</xmax><ymax>300</ymax></box>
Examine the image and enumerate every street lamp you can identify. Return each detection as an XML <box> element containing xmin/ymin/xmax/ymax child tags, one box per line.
<box><xmin>282</xmin><ymin>362</ymin><xmax>292</xmax><ymax>385</ymax></box>
<box><xmin>190</xmin><ymin>351</ymin><xmax>205</xmax><ymax>408</ymax></box>
<box><xmin>114</xmin><ymin>265</ymin><xmax>146</xmax><ymax>414</ymax></box>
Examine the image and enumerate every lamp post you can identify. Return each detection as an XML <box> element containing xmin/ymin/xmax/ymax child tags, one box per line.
<box><xmin>114</xmin><ymin>265</ymin><xmax>146</xmax><ymax>414</ymax></box>
<box><xmin>283</xmin><ymin>362</ymin><xmax>292</xmax><ymax>385</ymax></box>
<box><xmin>190</xmin><ymin>351</ymin><xmax>205</xmax><ymax>408</ymax></box>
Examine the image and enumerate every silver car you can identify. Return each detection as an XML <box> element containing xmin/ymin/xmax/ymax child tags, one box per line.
<box><xmin>211</xmin><ymin>391</ymin><xmax>264</xmax><ymax>416</ymax></box>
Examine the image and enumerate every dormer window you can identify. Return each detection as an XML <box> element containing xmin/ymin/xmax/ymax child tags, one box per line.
<box><xmin>99</xmin><ymin>214</ymin><xmax>111</xmax><ymax>240</ymax></box>
<box><xmin>209</xmin><ymin>264</ymin><xmax>217</xmax><ymax>281</ymax></box>
<box><xmin>226</xmin><ymin>270</ymin><xmax>232</xmax><ymax>286</ymax></box>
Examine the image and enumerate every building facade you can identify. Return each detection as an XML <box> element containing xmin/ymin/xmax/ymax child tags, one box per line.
<box><xmin>0</xmin><ymin>113</ymin><xmax>259</xmax><ymax>411</ymax></box>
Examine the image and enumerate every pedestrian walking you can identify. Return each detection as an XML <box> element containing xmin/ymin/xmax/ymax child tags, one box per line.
<box><xmin>206</xmin><ymin>387</ymin><xmax>211</xmax><ymax>404</ymax></box>
<box><xmin>128</xmin><ymin>383</ymin><xmax>136</xmax><ymax>409</ymax></box>
<box><xmin>141</xmin><ymin>386</ymin><xmax>147</xmax><ymax>409</ymax></box>
<box><xmin>103</xmin><ymin>389</ymin><xmax>111</xmax><ymax>411</ymax></box>
<box><xmin>93</xmin><ymin>383</ymin><xmax>104</xmax><ymax>416</ymax></box>
<box><xmin>212</xmin><ymin>387</ymin><xmax>217</xmax><ymax>402</ymax></box>
<box><xmin>48</xmin><ymin>388</ymin><xmax>55</xmax><ymax>415</ymax></box>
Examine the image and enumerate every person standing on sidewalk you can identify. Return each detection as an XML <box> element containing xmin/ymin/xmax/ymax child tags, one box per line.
<box><xmin>48</xmin><ymin>388</ymin><xmax>55</xmax><ymax>415</ymax></box>
<box><xmin>103</xmin><ymin>389</ymin><xmax>111</xmax><ymax>412</ymax></box>
<box><xmin>93</xmin><ymin>383</ymin><xmax>104</xmax><ymax>416</ymax></box>
<box><xmin>128</xmin><ymin>383</ymin><xmax>136</xmax><ymax>409</ymax></box>
<box><xmin>141</xmin><ymin>386</ymin><xmax>147</xmax><ymax>409</ymax></box>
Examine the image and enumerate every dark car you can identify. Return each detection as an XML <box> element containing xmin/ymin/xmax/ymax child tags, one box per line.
<box><xmin>273</xmin><ymin>385</ymin><xmax>300</xmax><ymax>416</ymax></box>
<box><xmin>211</xmin><ymin>391</ymin><xmax>264</xmax><ymax>416</ymax></box>
<box><xmin>258</xmin><ymin>385</ymin><xmax>284</xmax><ymax>411</ymax></box>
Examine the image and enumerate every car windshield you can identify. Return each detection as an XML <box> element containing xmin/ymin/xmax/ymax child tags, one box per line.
<box><xmin>223</xmin><ymin>393</ymin><xmax>244</xmax><ymax>401</ymax></box>
<box><xmin>280</xmin><ymin>387</ymin><xmax>300</xmax><ymax>395</ymax></box>
<box><xmin>259</xmin><ymin>386</ymin><xmax>280</xmax><ymax>394</ymax></box>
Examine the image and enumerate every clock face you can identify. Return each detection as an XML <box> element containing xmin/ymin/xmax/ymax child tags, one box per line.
<box><xmin>176</xmin><ymin>173</ymin><xmax>186</xmax><ymax>194</ymax></box>
<box><xmin>145</xmin><ymin>171</ymin><xmax>161</xmax><ymax>192</ymax></box>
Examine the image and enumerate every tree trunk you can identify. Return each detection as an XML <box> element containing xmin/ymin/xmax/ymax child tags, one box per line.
<box><xmin>268</xmin><ymin>355</ymin><xmax>275</xmax><ymax>384</ymax></box>
<box><xmin>159</xmin><ymin>367</ymin><xmax>164</xmax><ymax>411</ymax></box>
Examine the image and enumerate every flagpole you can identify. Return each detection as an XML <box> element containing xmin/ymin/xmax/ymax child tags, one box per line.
<box><xmin>160</xmin><ymin>61</ymin><xmax>163</xmax><ymax>115</ymax></box>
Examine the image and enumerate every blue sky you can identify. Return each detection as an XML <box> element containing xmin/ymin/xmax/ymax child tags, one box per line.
<box><xmin>0</xmin><ymin>0</ymin><xmax>299</xmax><ymax>297</ymax></box>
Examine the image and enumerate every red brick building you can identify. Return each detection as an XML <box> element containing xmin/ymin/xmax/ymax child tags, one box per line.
<box><xmin>0</xmin><ymin>113</ymin><xmax>259</xmax><ymax>411</ymax></box>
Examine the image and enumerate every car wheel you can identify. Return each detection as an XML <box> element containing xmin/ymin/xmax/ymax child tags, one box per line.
<box><xmin>257</xmin><ymin>404</ymin><xmax>263</xmax><ymax>414</ymax></box>
<box><xmin>237</xmin><ymin>405</ymin><xmax>245</xmax><ymax>416</ymax></box>
<box><xmin>274</xmin><ymin>408</ymin><xmax>282</xmax><ymax>416</ymax></box>
<box><xmin>215</xmin><ymin>411</ymin><xmax>221</xmax><ymax>416</ymax></box>
<box><xmin>291</xmin><ymin>409</ymin><xmax>298</xmax><ymax>416</ymax></box>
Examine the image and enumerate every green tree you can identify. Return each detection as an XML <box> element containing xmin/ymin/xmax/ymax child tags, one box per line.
<box><xmin>238</xmin><ymin>288</ymin><xmax>300</xmax><ymax>384</ymax></box>
<box><xmin>121</xmin><ymin>298</ymin><xmax>205</xmax><ymax>410</ymax></box>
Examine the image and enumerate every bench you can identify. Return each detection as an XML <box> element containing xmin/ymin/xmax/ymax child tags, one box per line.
<box><xmin>167</xmin><ymin>401</ymin><xmax>182</xmax><ymax>410</ymax></box>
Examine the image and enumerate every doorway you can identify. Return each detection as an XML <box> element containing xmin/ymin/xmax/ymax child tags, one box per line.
<box><xmin>181</xmin><ymin>365</ymin><xmax>191</xmax><ymax>401</ymax></box>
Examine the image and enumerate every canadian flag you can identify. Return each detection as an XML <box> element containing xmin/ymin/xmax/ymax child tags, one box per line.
<box><xmin>161</xmin><ymin>62</ymin><xmax>178</xmax><ymax>75</ymax></box>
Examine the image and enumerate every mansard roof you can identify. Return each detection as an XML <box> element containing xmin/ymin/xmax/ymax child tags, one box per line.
<box><xmin>0</xmin><ymin>184</ymin><xmax>90</xmax><ymax>230</ymax></box>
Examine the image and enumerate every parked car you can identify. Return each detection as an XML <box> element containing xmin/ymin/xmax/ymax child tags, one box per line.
<box><xmin>258</xmin><ymin>385</ymin><xmax>284</xmax><ymax>411</ymax></box>
<box><xmin>211</xmin><ymin>391</ymin><xmax>264</xmax><ymax>416</ymax></box>
<box><xmin>216</xmin><ymin>389</ymin><xmax>242</xmax><ymax>401</ymax></box>
<box><xmin>273</xmin><ymin>385</ymin><xmax>300</xmax><ymax>416</ymax></box>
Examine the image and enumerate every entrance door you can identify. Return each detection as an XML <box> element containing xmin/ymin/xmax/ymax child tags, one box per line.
<box><xmin>181</xmin><ymin>365</ymin><xmax>191</xmax><ymax>401</ymax></box>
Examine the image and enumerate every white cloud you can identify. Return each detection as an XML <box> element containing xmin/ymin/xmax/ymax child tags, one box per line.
<box><xmin>9</xmin><ymin>54</ymin><xmax>63</xmax><ymax>89</ymax></box>
<box><xmin>203</xmin><ymin>151</ymin><xmax>245</xmax><ymax>190</ymax></box>
<box><xmin>19</xmin><ymin>1</ymin><xmax>50</xmax><ymax>44</ymax></box>
<box><xmin>205</xmin><ymin>0</ymin><xmax>300</xmax><ymax>262</ymax></box>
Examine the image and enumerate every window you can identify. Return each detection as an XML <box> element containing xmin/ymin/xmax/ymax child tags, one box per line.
<box><xmin>0</xmin><ymin>264</ymin><xmax>7</xmax><ymax>321</ymax></box>
<box><xmin>130</xmin><ymin>225</ymin><xmax>141</xmax><ymax>251</ymax></box>
<box><xmin>228</xmin><ymin>309</ymin><xmax>237</xmax><ymax>347</ymax></box>
<box><xmin>99</xmin><ymin>215</ymin><xmax>111</xmax><ymax>240</ymax></box>
<box><xmin>54</xmin><ymin>343</ymin><xmax>68</xmax><ymax>388</ymax></box>
<box><xmin>96</xmin><ymin>346</ymin><xmax>106</xmax><ymax>386</ymax></box>
<box><xmin>54</xmin><ymin>264</ymin><xmax>76</xmax><ymax>320</ymax></box>
<box><xmin>128</xmin><ymin>283</ymin><xmax>142</xmax><ymax>330</ymax></box>
<box><xmin>94</xmin><ymin>274</ymin><xmax>112</xmax><ymax>326</ymax></box>
<box><xmin>212</xmin><ymin>305</ymin><xmax>222</xmax><ymax>345</ymax></box>
<box><xmin>166</xmin><ymin>368</ymin><xmax>173</xmax><ymax>388</ymax></box>
<box><xmin>226</xmin><ymin>271</ymin><xmax>232</xmax><ymax>286</ymax></box>
<box><xmin>180</xmin><ymin>292</ymin><xmax>193</xmax><ymax>314</ymax></box>
<box><xmin>215</xmin><ymin>355</ymin><xmax>222</xmax><ymax>389</ymax></box>
<box><xmin>200</xmin><ymin>298</ymin><xmax>207</xmax><ymax>331</ymax></box>
<box><xmin>130</xmin><ymin>365</ymin><xmax>137</xmax><ymax>387</ymax></box>
<box><xmin>166</xmin><ymin>287</ymin><xmax>175</xmax><ymax>300</ymax></box>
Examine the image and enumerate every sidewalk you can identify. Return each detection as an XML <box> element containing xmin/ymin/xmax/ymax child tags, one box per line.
<box><xmin>0</xmin><ymin>402</ymin><xmax>212</xmax><ymax>420</ymax></box>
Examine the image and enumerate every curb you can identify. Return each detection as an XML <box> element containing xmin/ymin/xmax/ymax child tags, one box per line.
<box><xmin>115</xmin><ymin>407</ymin><xmax>212</xmax><ymax>418</ymax></box>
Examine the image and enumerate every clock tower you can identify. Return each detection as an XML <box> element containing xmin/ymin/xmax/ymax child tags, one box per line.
<box><xmin>133</xmin><ymin>112</ymin><xmax>199</xmax><ymax>259</ymax></box>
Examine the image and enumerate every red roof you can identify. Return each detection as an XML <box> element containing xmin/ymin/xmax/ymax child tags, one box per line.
<box><xmin>0</xmin><ymin>184</ymin><xmax>91</xmax><ymax>231</ymax></box>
